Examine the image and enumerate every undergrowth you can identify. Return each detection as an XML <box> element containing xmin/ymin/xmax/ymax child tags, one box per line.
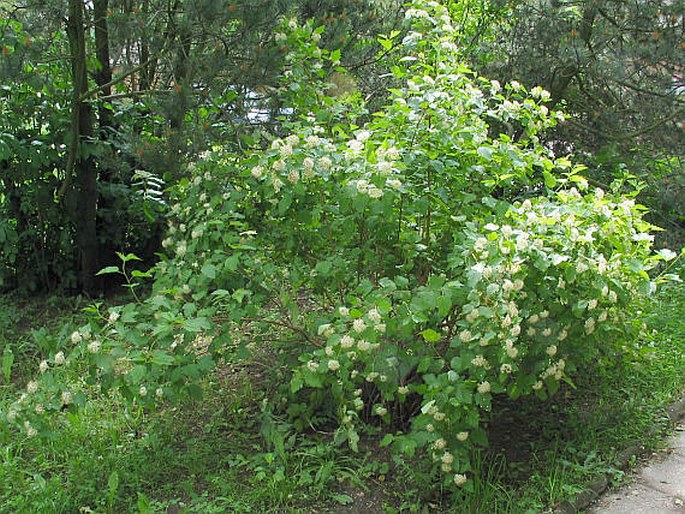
<box><xmin>1</xmin><ymin>268</ymin><xmax>683</xmax><ymax>513</ymax></box>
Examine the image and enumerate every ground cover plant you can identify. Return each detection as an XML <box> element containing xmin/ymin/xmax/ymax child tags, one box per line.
<box><xmin>1</xmin><ymin>1</ymin><xmax>683</xmax><ymax>512</ymax></box>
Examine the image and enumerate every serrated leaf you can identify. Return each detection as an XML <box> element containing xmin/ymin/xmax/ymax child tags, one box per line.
<box><xmin>151</xmin><ymin>350</ymin><xmax>174</xmax><ymax>366</ymax></box>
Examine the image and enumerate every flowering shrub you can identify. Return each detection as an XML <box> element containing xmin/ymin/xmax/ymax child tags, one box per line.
<box><xmin>2</xmin><ymin>0</ymin><xmax>674</xmax><ymax>493</ymax></box>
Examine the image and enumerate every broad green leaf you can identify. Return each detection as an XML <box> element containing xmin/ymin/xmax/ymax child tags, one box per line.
<box><xmin>421</xmin><ymin>328</ymin><xmax>441</xmax><ymax>343</ymax></box>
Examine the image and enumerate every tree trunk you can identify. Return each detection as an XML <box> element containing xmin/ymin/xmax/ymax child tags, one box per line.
<box><xmin>67</xmin><ymin>0</ymin><xmax>99</xmax><ymax>295</ymax></box>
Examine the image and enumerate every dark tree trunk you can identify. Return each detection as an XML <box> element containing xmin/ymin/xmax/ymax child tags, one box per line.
<box><xmin>94</xmin><ymin>0</ymin><xmax>113</xmax><ymax>135</ymax></box>
<box><xmin>67</xmin><ymin>0</ymin><xmax>99</xmax><ymax>295</ymax></box>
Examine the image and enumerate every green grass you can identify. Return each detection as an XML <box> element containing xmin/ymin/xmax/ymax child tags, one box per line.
<box><xmin>1</xmin><ymin>276</ymin><xmax>684</xmax><ymax>513</ymax></box>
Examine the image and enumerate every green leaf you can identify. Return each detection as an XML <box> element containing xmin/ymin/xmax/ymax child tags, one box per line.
<box><xmin>137</xmin><ymin>492</ymin><xmax>153</xmax><ymax>514</ymax></box>
<box><xmin>117</xmin><ymin>252</ymin><xmax>142</xmax><ymax>263</ymax></box>
<box><xmin>96</xmin><ymin>266</ymin><xmax>120</xmax><ymax>276</ymax></box>
<box><xmin>107</xmin><ymin>471</ymin><xmax>119</xmax><ymax>500</ymax></box>
<box><xmin>421</xmin><ymin>329</ymin><xmax>441</xmax><ymax>343</ymax></box>
<box><xmin>380</xmin><ymin>433</ymin><xmax>395</xmax><ymax>447</ymax></box>
<box><xmin>184</xmin><ymin>317</ymin><xmax>211</xmax><ymax>332</ymax></box>
<box><xmin>542</xmin><ymin>170</ymin><xmax>557</xmax><ymax>188</ymax></box>
<box><xmin>128</xmin><ymin>365</ymin><xmax>147</xmax><ymax>384</ymax></box>
<box><xmin>151</xmin><ymin>350</ymin><xmax>174</xmax><ymax>366</ymax></box>
<box><xmin>201</xmin><ymin>263</ymin><xmax>217</xmax><ymax>279</ymax></box>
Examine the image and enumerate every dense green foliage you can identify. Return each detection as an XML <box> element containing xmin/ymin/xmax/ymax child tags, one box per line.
<box><xmin>0</xmin><ymin>0</ymin><xmax>683</xmax><ymax>510</ymax></box>
<box><xmin>3</xmin><ymin>1</ymin><xmax>679</xmax><ymax>497</ymax></box>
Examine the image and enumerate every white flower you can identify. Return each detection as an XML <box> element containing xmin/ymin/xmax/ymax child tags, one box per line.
<box><xmin>307</xmin><ymin>360</ymin><xmax>319</xmax><ymax>372</ymax></box>
<box><xmin>272</xmin><ymin>177</ymin><xmax>284</xmax><ymax>193</ymax></box>
<box><xmin>558</xmin><ymin>329</ymin><xmax>568</xmax><ymax>341</ymax></box>
<box><xmin>585</xmin><ymin>317</ymin><xmax>596</xmax><ymax>334</ymax></box>
<box><xmin>426</xmin><ymin>423</ymin><xmax>435</xmax><ymax>432</ymax></box>
<box><xmin>588</xmin><ymin>299</ymin><xmax>598</xmax><ymax>311</ymax></box>
<box><xmin>26</xmin><ymin>424</ymin><xmax>37</xmax><ymax>438</ymax></box>
<box><xmin>377</xmin><ymin>161</ymin><xmax>394</xmax><ymax>175</ymax></box>
<box><xmin>471</xmin><ymin>355</ymin><xmax>488</xmax><ymax>368</ymax></box>
<box><xmin>453</xmin><ymin>474</ymin><xmax>468</xmax><ymax>486</ymax></box>
<box><xmin>325</xmin><ymin>345</ymin><xmax>334</xmax><ymax>356</ymax></box>
<box><xmin>61</xmin><ymin>391</ymin><xmax>72</xmax><ymax>405</ymax></box>
<box><xmin>39</xmin><ymin>360</ymin><xmax>49</xmax><ymax>373</ymax></box>
<box><xmin>251</xmin><ymin>165</ymin><xmax>264</xmax><ymax>178</ymax></box>
<box><xmin>87</xmin><ymin>340</ymin><xmax>101</xmax><ymax>354</ymax></box>
<box><xmin>459</xmin><ymin>330</ymin><xmax>473</xmax><ymax>343</ymax></box>
<box><xmin>272</xmin><ymin>159</ymin><xmax>286</xmax><ymax>172</ymax></box>
<box><xmin>546</xmin><ymin>345</ymin><xmax>557</xmax><ymax>357</ymax></box>
<box><xmin>339</xmin><ymin>307</ymin><xmax>350</xmax><ymax>317</ymax></box>
<box><xmin>473</xmin><ymin>237</ymin><xmax>488</xmax><ymax>252</ymax></box>
<box><xmin>433</xmin><ymin>438</ymin><xmax>447</xmax><ymax>450</ymax></box>
<box><xmin>477</xmin><ymin>381</ymin><xmax>491</xmax><ymax>394</ymax></box>
<box><xmin>368</xmin><ymin>308</ymin><xmax>382</xmax><ymax>324</ymax></box>
<box><xmin>285</xmin><ymin>134</ymin><xmax>299</xmax><ymax>147</ymax></box>
<box><xmin>441</xmin><ymin>452</ymin><xmax>454</xmax><ymax>465</ymax></box>
<box><xmin>533</xmin><ymin>381</ymin><xmax>543</xmax><ymax>391</ymax></box>
<box><xmin>35</xmin><ymin>404</ymin><xmax>45</xmax><ymax>415</ymax></box>
<box><xmin>54</xmin><ymin>351</ymin><xmax>65</xmax><ymax>365</ymax></box>
<box><xmin>355</xmin><ymin>179</ymin><xmax>369</xmax><ymax>194</ymax></box>
<box><xmin>328</xmin><ymin>359</ymin><xmax>340</xmax><ymax>371</ymax></box>
<box><xmin>287</xmin><ymin>169</ymin><xmax>300</xmax><ymax>184</ymax></box>
<box><xmin>355</xmin><ymin>130</ymin><xmax>372</xmax><ymax>142</ymax></box>
<box><xmin>500</xmin><ymin>363</ymin><xmax>513</xmax><ymax>374</ymax></box>
<box><xmin>457</xmin><ymin>431</ymin><xmax>469</xmax><ymax>442</ymax></box>
<box><xmin>374</xmin><ymin>406</ymin><xmax>387</xmax><ymax>416</ymax></box>
<box><xmin>608</xmin><ymin>290</ymin><xmax>618</xmax><ymax>303</ymax></box>
<box><xmin>353</xmin><ymin>319</ymin><xmax>367</xmax><ymax>333</ymax></box>
<box><xmin>319</xmin><ymin>156</ymin><xmax>332</xmax><ymax>170</ymax></box>
<box><xmin>71</xmin><ymin>331</ymin><xmax>82</xmax><ymax>344</ymax></box>
<box><xmin>368</xmin><ymin>186</ymin><xmax>383</xmax><ymax>199</ymax></box>
<box><xmin>540</xmin><ymin>310</ymin><xmax>549</xmax><ymax>319</ymax></box>
<box><xmin>27</xmin><ymin>381</ymin><xmax>39</xmax><ymax>394</ymax></box>
<box><xmin>598</xmin><ymin>311</ymin><xmax>608</xmax><ymax>322</ymax></box>
<box><xmin>375</xmin><ymin>323</ymin><xmax>386</xmax><ymax>333</ymax></box>
<box><xmin>542</xmin><ymin>328</ymin><xmax>552</xmax><ymax>337</ymax></box>
<box><xmin>506</xmin><ymin>345</ymin><xmax>519</xmax><ymax>359</ymax></box>
<box><xmin>510</xmin><ymin>325</ymin><xmax>521</xmax><ymax>337</ymax></box>
<box><xmin>357</xmin><ymin>339</ymin><xmax>371</xmax><ymax>351</ymax></box>
<box><xmin>139</xmin><ymin>386</ymin><xmax>147</xmax><ymax>397</ymax></box>
<box><xmin>302</xmin><ymin>157</ymin><xmax>315</xmax><ymax>178</ymax></box>
<box><xmin>398</xmin><ymin>386</ymin><xmax>409</xmax><ymax>395</ymax></box>
<box><xmin>387</xmin><ymin>178</ymin><xmax>402</xmax><ymax>190</ymax></box>
<box><xmin>155</xmin><ymin>388</ymin><xmax>164</xmax><ymax>398</ymax></box>
<box><xmin>366</xmin><ymin>372</ymin><xmax>379</xmax><ymax>382</ymax></box>
<box><xmin>340</xmin><ymin>335</ymin><xmax>355</xmax><ymax>348</ymax></box>
<box><xmin>347</xmin><ymin>139</ymin><xmax>365</xmax><ymax>153</ymax></box>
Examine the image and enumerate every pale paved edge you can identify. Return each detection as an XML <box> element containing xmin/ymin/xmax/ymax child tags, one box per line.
<box><xmin>586</xmin><ymin>424</ymin><xmax>685</xmax><ymax>513</ymax></box>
